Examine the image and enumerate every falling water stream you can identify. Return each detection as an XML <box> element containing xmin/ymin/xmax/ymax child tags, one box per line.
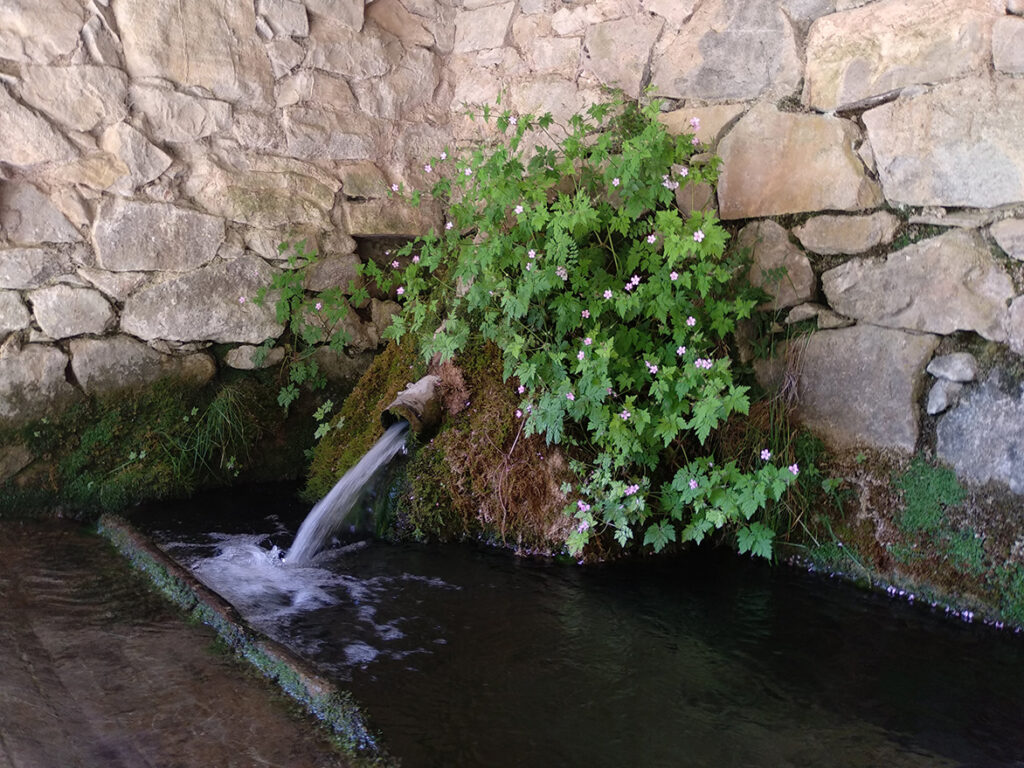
<box><xmin>141</xmin><ymin>484</ymin><xmax>1024</xmax><ymax>768</ymax></box>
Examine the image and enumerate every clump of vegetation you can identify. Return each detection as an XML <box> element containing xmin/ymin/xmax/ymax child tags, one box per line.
<box><xmin>353</xmin><ymin>94</ymin><xmax>806</xmax><ymax>558</ymax></box>
<box><xmin>894</xmin><ymin>457</ymin><xmax>967</xmax><ymax>535</ymax></box>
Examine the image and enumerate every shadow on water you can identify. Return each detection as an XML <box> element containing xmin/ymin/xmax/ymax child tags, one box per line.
<box><xmin>137</xmin><ymin>484</ymin><xmax>1024</xmax><ymax>768</ymax></box>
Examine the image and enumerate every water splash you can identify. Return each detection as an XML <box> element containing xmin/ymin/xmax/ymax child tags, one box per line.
<box><xmin>287</xmin><ymin>421</ymin><xmax>409</xmax><ymax>565</ymax></box>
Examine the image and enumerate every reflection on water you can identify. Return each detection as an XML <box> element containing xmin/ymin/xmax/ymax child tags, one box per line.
<box><xmin>143</xmin><ymin>486</ymin><xmax>1024</xmax><ymax>768</ymax></box>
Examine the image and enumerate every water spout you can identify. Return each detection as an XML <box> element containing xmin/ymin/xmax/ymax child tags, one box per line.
<box><xmin>381</xmin><ymin>374</ymin><xmax>442</xmax><ymax>433</ymax></box>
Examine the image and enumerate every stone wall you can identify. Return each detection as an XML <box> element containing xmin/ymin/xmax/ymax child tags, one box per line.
<box><xmin>2</xmin><ymin>0</ymin><xmax>1024</xmax><ymax>490</ymax></box>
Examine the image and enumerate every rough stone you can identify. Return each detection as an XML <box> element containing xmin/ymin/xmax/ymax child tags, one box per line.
<box><xmin>313</xmin><ymin>347</ymin><xmax>375</xmax><ymax>386</ymax></box>
<box><xmin>81</xmin><ymin>14</ymin><xmax>124</xmax><ymax>67</ymax></box>
<box><xmin>551</xmin><ymin>1</ymin><xmax>644</xmax><ymax>36</ymax></box>
<box><xmin>821</xmin><ymin>230</ymin><xmax>1015</xmax><ymax>343</ymax></box>
<box><xmin>70</xmin><ymin>335</ymin><xmax>216</xmax><ymax>394</ymax></box>
<box><xmin>0</xmin><ymin>291</ymin><xmax>30</xmax><ymax>337</ymax></box>
<box><xmin>351</xmin><ymin>46</ymin><xmax>441</xmax><ymax>121</ymax></box>
<box><xmin>0</xmin><ymin>345</ymin><xmax>80</xmax><ymax>425</ymax></box>
<box><xmin>717</xmin><ymin>103</ymin><xmax>881</xmax><ymax>219</ymax></box>
<box><xmin>453</xmin><ymin>2</ymin><xmax>514</xmax><ymax>53</ymax></box>
<box><xmin>304</xmin><ymin>0</ymin><xmax>364</xmax><ymax>30</ymax></box>
<box><xmin>793</xmin><ymin>212</ymin><xmax>900</xmax><ymax>255</ymax></box>
<box><xmin>185</xmin><ymin>153</ymin><xmax>340</xmax><ymax>228</ymax></box>
<box><xmin>0</xmin><ymin>248</ymin><xmax>75</xmax><ymax>290</ymax></box>
<box><xmin>1010</xmin><ymin>0</ymin><xmax>1024</xmax><ymax>15</ymax></box>
<box><xmin>937</xmin><ymin>372</ymin><xmax>1024</xmax><ymax>493</ymax></box>
<box><xmin>993</xmin><ymin>219</ymin><xmax>1024</xmax><ymax>261</ymax></box>
<box><xmin>993</xmin><ymin>16</ymin><xmax>1024</xmax><ymax>74</ymax></box>
<box><xmin>927</xmin><ymin>353</ymin><xmax>979</xmax><ymax>383</ymax></box>
<box><xmin>114</xmin><ymin>0</ymin><xmax>274</xmax><ymax>107</ymax></box>
<box><xmin>367</xmin><ymin>0</ymin><xmax>434</xmax><ymax>46</ymax></box>
<box><xmin>659</xmin><ymin>104</ymin><xmax>744</xmax><ymax>148</ymax></box>
<box><xmin>675</xmin><ymin>181</ymin><xmax>715</xmax><ymax>217</ymax></box>
<box><xmin>27</xmin><ymin>285</ymin><xmax>115</xmax><ymax>339</ymax></box>
<box><xmin>780</xmin><ymin>0</ymin><xmax>837</xmax><ymax>22</ymax></box>
<box><xmin>0</xmin><ymin>182</ymin><xmax>81</xmax><ymax>245</ymax></box>
<box><xmin>224</xmin><ymin>344</ymin><xmax>285</xmax><ymax>370</ymax></box>
<box><xmin>510</xmin><ymin>75</ymin><xmax>595</xmax><ymax>127</ymax></box>
<box><xmin>817</xmin><ymin>308</ymin><xmax>853</xmax><ymax>329</ymax></box>
<box><xmin>338</xmin><ymin>162</ymin><xmax>390</xmax><ymax>199</ymax></box>
<box><xmin>525</xmin><ymin>36</ymin><xmax>580</xmax><ymax>74</ymax></box>
<box><xmin>370</xmin><ymin>299</ymin><xmax>401</xmax><ymax>339</ymax></box>
<box><xmin>784</xmin><ymin>302</ymin><xmax>825</xmax><ymax>325</ymax></box>
<box><xmin>651</xmin><ymin>0</ymin><xmax>801</xmax><ymax>102</ymax></box>
<box><xmin>283</xmin><ymin>106</ymin><xmax>377</xmax><ymax>161</ymax></box>
<box><xmin>305</xmin><ymin>18</ymin><xmax>390</xmax><ymax>77</ymax></box>
<box><xmin>759</xmin><ymin>325</ymin><xmax>939</xmax><ymax>452</ymax></box>
<box><xmin>0</xmin><ymin>0</ymin><xmax>85</xmax><ymax>63</ymax></box>
<box><xmin>927</xmin><ymin>379</ymin><xmax>964</xmax><ymax>416</ymax></box>
<box><xmin>41</xmin><ymin>152</ymin><xmax>130</xmax><ymax>193</ymax></box>
<box><xmin>1007</xmin><ymin>296</ymin><xmax>1024</xmax><ymax>356</ymax></box>
<box><xmin>738</xmin><ymin>220</ymin><xmax>816</xmax><ymax>311</ymax></box>
<box><xmin>98</xmin><ymin>123</ymin><xmax>173</xmax><ymax>193</ymax></box>
<box><xmin>583</xmin><ymin>16</ymin><xmax>663</xmax><ymax>98</ymax></box>
<box><xmin>863</xmin><ymin>77</ymin><xmax>1024</xmax><ymax>209</ymax></box>
<box><xmin>643</xmin><ymin>0</ymin><xmax>697</xmax><ymax>27</ymax></box>
<box><xmin>265</xmin><ymin>38</ymin><xmax>305</xmax><ymax>78</ymax></box>
<box><xmin>802</xmin><ymin>0</ymin><xmax>996</xmax><ymax>111</ymax></box>
<box><xmin>303</xmin><ymin>253</ymin><xmax>361</xmax><ymax>293</ymax></box>
<box><xmin>121</xmin><ymin>255</ymin><xmax>284</xmax><ymax>344</ymax></box>
<box><xmin>275</xmin><ymin>70</ymin><xmax>359</xmax><ymax>110</ymax></box>
<box><xmin>0</xmin><ymin>85</ymin><xmax>77</xmax><ymax>167</ymax></box>
<box><xmin>258</xmin><ymin>0</ymin><xmax>309</xmax><ymax>37</ymax></box>
<box><xmin>0</xmin><ymin>442</ymin><xmax>33</xmax><ymax>484</ymax></box>
<box><xmin>338</xmin><ymin>311</ymin><xmax>380</xmax><ymax>353</ymax></box>
<box><xmin>19</xmin><ymin>65</ymin><xmax>128</xmax><ymax>132</ymax></box>
<box><xmin>92</xmin><ymin>198</ymin><xmax>224</xmax><ymax>272</ymax></box>
<box><xmin>339</xmin><ymin>199</ymin><xmax>442</xmax><ymax>237</ymax></box>
<box><xmin>77</xmin><ymin>268</ymin><xmax>150</xmax><ymax>302</ymax></box>
<box><xmin>129</xmin><ymin>84</ymin><xmax>232</xmax><ymax>144</ymax></box>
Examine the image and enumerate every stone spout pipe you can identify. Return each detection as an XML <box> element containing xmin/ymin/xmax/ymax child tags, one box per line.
<box><xmin>381</xmin><ymin>374</ymin><xmax>442</xmax><ymax>433</ymax></box>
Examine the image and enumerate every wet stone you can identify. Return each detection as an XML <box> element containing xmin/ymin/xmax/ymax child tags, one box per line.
<box><xmin>927</xmin><ymin>353</ymin><xmax>978</xmax><ymax>383</ymax></box>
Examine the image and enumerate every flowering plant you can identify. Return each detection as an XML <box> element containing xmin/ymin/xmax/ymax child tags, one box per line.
<box><xmin>366</xmin><ymin>96</ymin><xmax>797</xmax><ymax>558</ymax></box>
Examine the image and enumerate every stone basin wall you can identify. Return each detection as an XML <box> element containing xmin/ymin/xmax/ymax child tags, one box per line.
<box><xmin>2</xmin><ymin>0</ymin><xmax>1024</xmax><ymax>494</ymax></box>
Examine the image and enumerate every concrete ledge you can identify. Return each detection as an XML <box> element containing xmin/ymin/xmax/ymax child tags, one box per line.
<box><xmin>97</xmin><ymin>514</ymin><xmax>394</xmax><ymax>765</ymax></box>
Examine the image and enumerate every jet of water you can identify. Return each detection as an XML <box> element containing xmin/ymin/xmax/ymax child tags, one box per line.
<box><xmin>287</xmin><ymin>421</ymin><xmax>409</xmax><ymax>565</ymax></box>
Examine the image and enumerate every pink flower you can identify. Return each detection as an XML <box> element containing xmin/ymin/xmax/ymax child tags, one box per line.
<box><xmin>612</xmin><ymin>177</ymin><xmax>620</xmax><ymax>187</ymax></box>
<box><xmin>515</xmin><ymin>409</ymin><xmax>523</xmax><ymax>418</ymax></box>
<box><xmin>396</xmin><ymin>286</ymin><xmax>405</xmax><ymax>295</ymax></box>
<box><xmin>679</xmin><ymin>166</ymin><xmax>689</xmax><ymax>177</ymax></box>
<box><xmin>238</xmin><ymin>296</ymin><xmax>246</xmax><ymax>304</ymax></box>
<box><xmin>440</xmin><ymin>151</ymin><xmax>447</xmax><ymax>160</ymax></box>
<box><xmin>517</xmin><ymin>385</ymin><xmax>525</xmax><ymax>394</ymax></box>
<box><xmin>527</xmin><ymin>249</ymin><xmax>536</xmax><ymax>259</ymax></box>
<box><xmin>676</xmin><ymin>345</ymin><xmax>686</xmax><ymax>356</ymax></box>
<box><xmin>620</xmin><ymin>409</ymin><xmax>630</xmax><ymax>421</ymax></box>
<box><xmin>689</xmin><ymin>478</ymin><xmax>698</xmax><ymax>490</ymax></box>
<box><xmin>577</xmin><ymin>520</ymin><xmax>590</xmax><ymax>532</ymax></box>
<box><xmin>603</xmin><ymin>289</ymin><xmax>613</xmax><ymax>299</ymax></box>
<box><xmin>391</xmin><ymin>183</ymin><xmax>399</xmax><ymax>192</ymax></box>
<box><xmin>693</xmin><ymin>229</ymin><xmax>705</xmax><ymax>243</ymax></box>
<box><xmin>464</xmin><ymin>167</ymin><xmax>472</xmax><ymax>176</ymax></box>
<box><xmin>689</xmin><ymin>116</ymin><xmax>700</xmax><ymax>130</ymax></box>
<box><xmin>412</xmin><ymin>255</ymin><xmax>420</xmax><ymax>263</ymax></box>
<box><xmin>686</xmin><ymin>316</ymin><xmax>696</xmax><ymax>327</ymax></box>
<box><xmin>391</xmin><ymin>260</ymin><xmax>400</xmax><ymax>268</ymax></box>
<box><xmin>526</xmin><ymin>263</ymin><xmax>532</xmax><ymax>271</ymax></box>
<box><xmin>514</xmin><ymin>205</ymin><xmax>524</xmax><ymax>214</ymax></box>
<box><xmin>315</xmin><ymin>301</ymin><xmax>322</xmax><ymax>311</ymax></box>
<box><xmin>577</xmin><ymin>350</ymin><xmax>585</xmax><ymax>360</ymax></box>
<box><xmin>583</xmin><ymin>337</ymin><xmax>592</xmax><ymax>346</ymax></box>
<box><xmin>691</xmin><ymin>136</ymin><xmax>700</xmax><ymax>146</ymax></box>
<box><xmin>556</xmin><ymin>266</ymin><xmax>569</xmax><ymax>280</ymax></box>
<box><xmin>760</xmin><ymin>449</ymin><xmax>771</xmax><ymax>461</ymax></box>
<box><xmin>789</xmin><ymin>463</ymin><xmax>800</xmax><ymax>476</ymax></box>
<box><xmin>624</xmin><ymin>484</ymin><xmax>639</xmax><ymax>496</ymax></box>
<box><xmin>509</xmin><ymin>116</ymin><xmax>518</xmax><ymax>126</ymax></box>
<box><xmin>670</xmin><ymin>271</ymin><xmax>678</xmax><ymax>281</ymax></box>
<box><xmin>566</xmin><ymin>392</ymin><xmax>575</xmax><ymax>401</ymax></box>
<box><xmin>581</xmin><ymin>309</ymin><xmax>590</xmax><ymax>319</ymax></box>
<box><xmin>647</xmin><ymin>234</ymin><xmax>657</xmax><ymax>244</ymax></box>
<box><xmin>424</xmin><ymin>163</ymin><xmax>432</xmax><ymax>173</ymax></box>
<box><xmin>445</xmin><ymin>221</ymin><xmax>453</xmax><ymax>230</ymax></box>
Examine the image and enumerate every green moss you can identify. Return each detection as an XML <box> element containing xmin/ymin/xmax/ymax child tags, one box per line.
<box><xmin>894</xmin><ymin>458</ymin><xmax>966</xmax><ymax>535</ymax></box>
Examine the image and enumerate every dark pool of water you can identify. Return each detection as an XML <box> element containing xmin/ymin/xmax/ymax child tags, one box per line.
<box><xmin>140</xmin><ymin>484</ymin><xmax>1024</xmax><ymax>768</ymax></box>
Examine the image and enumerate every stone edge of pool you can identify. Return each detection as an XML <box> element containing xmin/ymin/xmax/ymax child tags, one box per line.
<box><xmin>97</xmin><ymin>514</ymin><xmax>397</xmax><ymax>768</ymax></box>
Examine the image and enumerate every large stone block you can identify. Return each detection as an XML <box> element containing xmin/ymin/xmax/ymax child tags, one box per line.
<box><xmin>937</xmin><ymin>372</ymin><xmax>1024</xmax><ymax>494</ymax></box>
<box><xmin>92</xmin><ymin>198</ymin><xmax>225</xmax><ymax>272</ymax></box>
<box><xmin>863</xmin><ymin>76</ymin><xmax>1024</xmax><ymax>209</ymax></box>
<box><xmin>992</xmin><ymin>218</ymin><xmax>1024</xmax><ymax>261</ymax></box>
<box><xmin>658</xmin><ymin>104</ymin><xmax>745</xmax><ymax>148</ymax></box>
<box><xmin>821</xmin><ymin>229</ymin><xmax>1015</xmax><ymax>342</ymax></box>
<box><xmin>98</xmin><ymin>123</ymin><xmax>173</xmax><ymax>193</ymax></box>
<box><xmin>760</xmin><ymin>325</ymin><xmax>939</xmax><ymax>452</ymax></box>
<box><xmin>283</xmin><ymin>106</ymin><xmax>378</xmax><ymax>160</ymax></box>
<box><xmin>0</xmin><ymin>344</ymin><xmax>80</xmax><ymax>426</ymax></box>
<box><xmin>305</xmin><ymin>17</ymin><xmax>391</xmax><ymax>77</ymax></box>
<box><xmin>19</xmin><ymin>65</ymin><xmax>128</xmax><ymax>132</ymax></box>
<box><xmin>304</xmin><ymin>0</ymin><xmax>364</xmax><ymax>30</ymax></box>
<box><xmin>339</xmin><ymin>199</ymin><xmax>442</xmax><ymax>237</ymax></box>
<box><xmin>651</xmin><ymin>0</ymin><xmax>801</xmax><ymax>102</ymax></box>
<box><xmin>26</xmin><ymin>285</ymin><xmax>116</xmax><ymax>339</ymax></box>
<box><xmin>717</xmin><ymin>103</ymin><xmax>881</xmax><ymax>219</ymax></box>
<box><xmin>366</xmin><ymin>0</ymin><xmax>434</xmax><ymax>46</ymax></box>
<box><xmin>583</xmin><ymin>16</ymin><xmax>663</xmax><ymax>98</ymax></box>
<box><xmin>793</xmin><ymin>212</ymin><xmax>899</xmax><ymax>255</ymax></box>
<box><xmin>993</xmin><ymin>15</ymin><xmax>1024</xmax><ymax>74</ymax></box>
<box><xmin>0</xmin><ymin>0</ymin><xmax>85</xmax><ymax>63</ymax></box>
<box><xmin>803</xmin><ymin>0</ymin><xmax>997</xmax><ymax>111</ymax></box>
<box><xmin>0</xmin><ymin>291</ymin><xmax>30</xmax><ymax>337</ymax></box>
<box><xmin>0</xmin><ymin>247</ymin><xmax>76</xmax><ymax>290</ymax></box>
<box><xmin>453</xmin><ymin>2</ymin><xmax>514</xmax><ymax>52</ymax></box>
<box><xmin>129</xmin><ymin>84</ymin><xmax>232</xmax><ymax>144</ymax></box>
<box><xmin>0</xmin><ymin>85</ymin><xmax>77</xmax><ymax>167</ymax></box>
<box><xmin>0</xmin><ymin>182</ymin><xmax>81</xmax><ymax>245</ymax></box>
<box><xmin>70</xmin><ymin>335</ymin><xmax>215</xmax><ymax>395</ymax></box>
<box><xmin>121</xmin><ymin>255</ymin><xmax>285</xmax><ymax>344</ymax></box>
<box><xmin>738</xmin><ymin>220</ymin><xmax>815</xmax><ymax>311</ymax></box>
<box><xmin>185</xmin><ymin>153</ymin><xmax>340</xmax><ymax>228</ymax></box>
<box><xmin>114</xmin><ymin>0</ymin><xmax>274</xmax><ymax>107</ymax></box>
